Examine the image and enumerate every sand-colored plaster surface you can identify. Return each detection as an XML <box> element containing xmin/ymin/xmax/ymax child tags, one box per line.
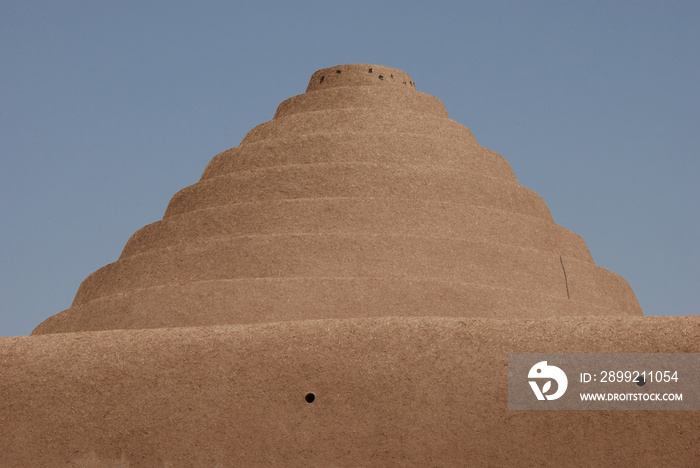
<box><xmin>3</xmin><ymin>317</ymin><xmax>700</xmax><ymax>467</ymax></box>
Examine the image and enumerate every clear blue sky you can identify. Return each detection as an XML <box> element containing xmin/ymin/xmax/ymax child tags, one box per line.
<box><xmin>1</xmin><ymin>1</ymin><xmax>698</xmax><ymax>337</ymax></box>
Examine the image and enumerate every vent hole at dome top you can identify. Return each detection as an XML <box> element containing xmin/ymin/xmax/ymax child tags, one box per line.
<box><xmin>336</xmin><ymin>70</ymin><xmax>341</xmax><ymax>74</ymax></box>
<box><xmin>305</xmin><ymin>393</ymin><xmax>316</xmax><ymax>403</ymax></box>
<box><xmin>368</xmin><ymin>68</ymin><xmax>373</xmax><ymax>73</ymax></box>
<box><xmin>319</xmin><ymin>76</ymin><xmax>324</xmax><ymax>83</ymax></box>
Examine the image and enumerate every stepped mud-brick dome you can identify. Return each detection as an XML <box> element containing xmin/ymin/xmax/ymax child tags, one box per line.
<box><xmin>33</xmin><ymin>63</ymin><xmax>641</xmax><ymax>335</ymax></box>
<box><xmin>6</xmin><ymin>64</ymin><xmax>697</xmax><ymax>467</ymax></box>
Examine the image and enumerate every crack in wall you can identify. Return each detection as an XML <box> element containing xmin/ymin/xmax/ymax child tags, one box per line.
<box><xmin>560</xmin><ymin>255</ymin><xmax>570</xmax><ymax>299</ymax></box>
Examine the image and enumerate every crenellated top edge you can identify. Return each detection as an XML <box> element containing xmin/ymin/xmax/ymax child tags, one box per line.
<box><xmin>306</xmin><ymin>64</ymin><xmax>416</xmax><ymax>92</ymax></box>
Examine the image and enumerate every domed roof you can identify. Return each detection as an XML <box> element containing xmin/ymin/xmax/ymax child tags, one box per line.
<box><xmin>33</xmin><ymin>64</ymin><xmax>641</xmax><ymax>335</ymax></box>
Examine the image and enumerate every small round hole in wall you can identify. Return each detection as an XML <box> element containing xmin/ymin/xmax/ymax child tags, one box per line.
<box><xmin>305</xmin><ymin>393</ymin><xmax>316</xmax><ymax>403</ymax></box>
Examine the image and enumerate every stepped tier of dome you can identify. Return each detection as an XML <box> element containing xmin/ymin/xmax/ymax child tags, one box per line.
<box><xmin>33</xmin><ymin>64</ymin><xmax>641</xmax><ymax>335</ymax></box>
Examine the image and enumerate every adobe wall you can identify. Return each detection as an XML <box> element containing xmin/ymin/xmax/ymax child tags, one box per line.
<box><xmin>3</xmin><ymin>316</ymin><xmax>699</xmax><ymax>467</ymax></box>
